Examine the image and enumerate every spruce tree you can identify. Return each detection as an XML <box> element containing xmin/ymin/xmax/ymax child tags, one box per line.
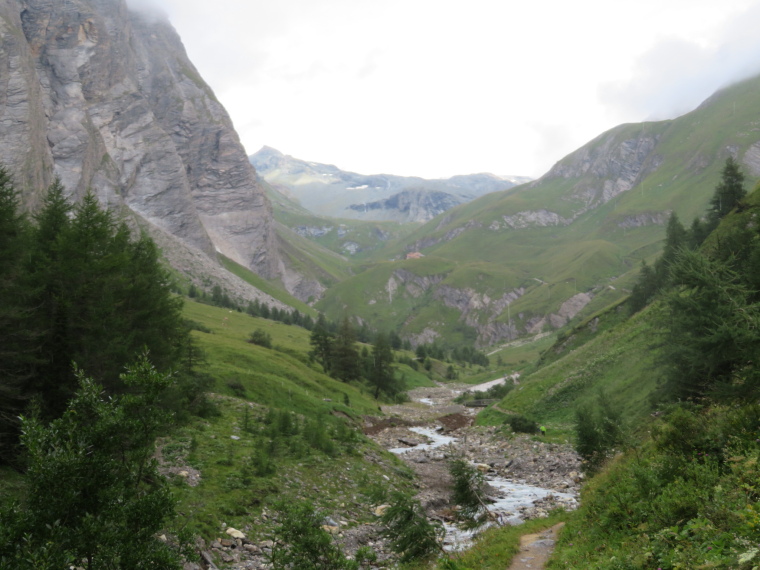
<box><xmin>27</xmin><ymin>179</ymin><xmax>75</xmax><ymax>417</ymax></box>
<box><xmin>331</xmin><ymin>317</ymin><xmax>361</xmax><ymax>382</ymax></box>
<box><xmin>0</xmin><ymin>168</ymin><xmax>32</xmax><ymax>462</ymax></box>
<box><xmin>707</xmin><ymin>156</ymin><xmax>746</xmax><ymax>228</ymax></box>
<box><xmin>309</xmin><ymin>314</ymin><xmax>333</xmax><ymax>373</ymax></box>
<box><xmin>369</xmin><ymin>332</ymin><xmax>399</xmax><ymax>399</ymax></box>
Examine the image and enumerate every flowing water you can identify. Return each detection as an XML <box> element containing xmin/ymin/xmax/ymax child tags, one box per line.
<box><xmin>389</xmin><ymin>426</ymin><xmax>577</xmax><ymax>550</ymax></box>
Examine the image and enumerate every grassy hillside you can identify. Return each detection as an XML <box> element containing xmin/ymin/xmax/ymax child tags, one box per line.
<box><xmin>218</xmin><ymin>255</ymin><xmax>317</xmax><ymax>316</ymax></box>
<box><xmin>164</xmin><ymin>300</ymin><xmax>426</xmax><ymax>540</ymax></box>
<box><xmin>310</xmin><ymin>75</ymin><xmax>760</xmax><ymax>348</ymax></box>
<box><xmin>476</xmin><ymin>181</ymin><xmax>760</xmax><ymax>569</ymax></box>
<box><xmin>495</xmin><ymin>300</ymin><xmax>659</xmax><ymax>430</ymax></box>
<box><xmin>183</xmin><ymin>300</ymin><xmax>380</xmax><ymax>414</ymax></box>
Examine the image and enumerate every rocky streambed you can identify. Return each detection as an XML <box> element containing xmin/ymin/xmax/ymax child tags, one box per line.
<box><xmin>189</xmin><ymin>382</ymin><xmax>581</xmax><ymax>568</ymax></box>
<box><xmin>366</xmin><ymin>382</ymin><xmax>581</xmax><ymax>552</ymax></box>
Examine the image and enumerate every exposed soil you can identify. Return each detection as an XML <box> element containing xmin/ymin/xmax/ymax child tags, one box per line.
<box><xmin>508</xmin><ymin>522</ymin><xmax>565</xmax><ymax>570</ymax></box>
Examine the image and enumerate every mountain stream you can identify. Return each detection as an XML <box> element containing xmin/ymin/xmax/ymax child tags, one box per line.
<box><xmin>370</xmin><ymin>377</ymin><xmax>581</xmax><ymax>553</ymax></box>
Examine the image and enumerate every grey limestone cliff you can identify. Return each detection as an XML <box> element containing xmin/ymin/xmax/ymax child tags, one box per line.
<box><xmin>0</xmin><ymin>0</ymin><xmax>280</xmax><ymax>282</ymax></box>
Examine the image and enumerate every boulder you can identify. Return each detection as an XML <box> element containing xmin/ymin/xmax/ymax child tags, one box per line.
<box><xmin>225</xmin><ymin>527</ymin><xmax>246</xmax><ymax>540</ymax></box>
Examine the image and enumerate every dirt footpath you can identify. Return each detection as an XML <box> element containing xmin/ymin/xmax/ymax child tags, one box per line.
<box><xmin>508</xmin><ymin>523</ymin><xmax>565</xmax><ymax>570</ymax></box>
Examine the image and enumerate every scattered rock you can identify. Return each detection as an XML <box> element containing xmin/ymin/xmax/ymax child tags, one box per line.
<box><xmin>225</xmin><ymin>527</ymin><xmax>246</xmax><ymax>540</ymax></box>
<box><xmin>374</xmin><ymin>505</ymin><xmax>391</xmax><ymax>517</ymax></box>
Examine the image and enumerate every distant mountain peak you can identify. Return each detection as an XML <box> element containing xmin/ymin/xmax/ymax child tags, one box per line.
<box><xmin>250</xmin><ymin>147</ymin><xmax>532</xmax><ymax>223</ymax></box>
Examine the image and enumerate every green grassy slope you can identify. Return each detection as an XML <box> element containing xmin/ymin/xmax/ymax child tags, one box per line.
<box><xmin>218</xmin><ymin>255</ymin><xmax>317</xmax><ymax>316</ymax></box>
<box><xmin>495</xmin><ymin>299</ymin><xmax>660</xmax><ymax>432</ymax></box>
<box><xmin>183</xmin><ymin>300</ymin><xmax>379</xmax><ymax>415</ymax></box>
<box><xmin>173</xmin><ymin>300</ymin><xmax>424</xmax><ymax>540</ymax></box>
<box><xmin>314</xmin><ymin>75</ymin><xmax>760</xmax><ymax>346</ymax></box>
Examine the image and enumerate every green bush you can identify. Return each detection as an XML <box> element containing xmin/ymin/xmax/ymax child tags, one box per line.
<box><xmin>248</xmin><ymin>328</ymin><xmax>273</xmax><ymax>348</ymax></box>
<box><xmin>380</xmin><ymin>491</ymin><xmax>444</xmax><ymax>564</ymax></box>
<box><xmin>268</xmin><ymin>500</ymin><xmax>362</xmax><ymax>569</ymax></box>
<box><xmin>553</xmin><ymin>403</ymin><xmax>760</xmax><ymax>569</ymax></box>
<box><xmin>573</xmin><ymin>391</ymin><xmax>625</xmax><ymax>474</ymax></box>
<box><xmin>506</xmin><ymin>414</ymin><xmax>538</xmax><ymax>434</ymax></box>
<box><xmin>226</xmin><ymin>379</ymin><xmax>246</xmax><ymax>398</ymax></box>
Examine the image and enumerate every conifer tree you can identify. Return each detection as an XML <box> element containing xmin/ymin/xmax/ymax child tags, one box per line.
<box><xmin>707</xmin><ymin>156</ymin><xmax>746</xmax><ymax>228</ymax></box>
<box><xmin>331</xmin><ymin>317</ymin><xmax>361</xmax><ymax>382</ymax></box>
<box><xmin>23</xmin><ymin>183</ymin><xmax>186</xmax><ymax>418</ymax></box>
<box><xmin>0</xmin><ymin>357</ymin><xmax>182</xmax><ymax>568</ymax></box>
<box><xmin>661</xmin><ymin>249</ymin><xmax>760</xmax><ymax>400</ymax></box>
<box><xmin>369</xmin><ymin>332</ymin><xmax>399</xmax><ymax>399</ymax></box>
<box><xmin>27</xmin><ymin>179</ymin><xmax>75</xmax><ymax>417</ymax></box>
<box><xmin>309</xmin><ymin>314</ymin><xmax>333</xmax><ymax>373</ymax></box>
<box><xmin>0</xmin><ymin>168</ymin><xmax>32</xmax><ymax>462</ymax></box>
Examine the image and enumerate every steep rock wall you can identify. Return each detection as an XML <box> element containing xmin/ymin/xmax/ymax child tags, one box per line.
<box><xmin>0</xmin><ymin>0</ymin><xmax>280</xmax><ymax>280</ymax></box>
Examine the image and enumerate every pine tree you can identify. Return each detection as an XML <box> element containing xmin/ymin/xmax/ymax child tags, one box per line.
<box><xmin>309</xmin><ymin>314</ymin><xmax>333</xmax><ymax>373</ymax></box>
<box><xmin>331</xmin><ymin>317</ymin><xmax>361</xmax><ymax>382</ymax></box>
<box><xmin>660</xmin><ymin>249</ymin><xmax>760</xmax><ymax>400</ymax></box>
<box><xmin>0</xmin><ymin>168</ymin><xmax>32</xmax><ymax>463</ymax></box>
<box><xmin>707</xmin><ymin>156</ymin><xmax>746</xmax><ymax>228</ymax></box>
<box><xmin>687</xmin><ymin>216</ymin><xmax>710</xmax><ymax>249</ymax></box>
<box><xmin>369</xmin><ymin>332</ymin><xmax>399</xmax><ymax>399</ymax></box>
<box><xmin>22</xmin><ymin>183</ymin><xmax>187</xmax><ymax>419</ymax></box>
<box><xmin>659</xmin><ymin>212</ymin><xmax>688</xmax><ymax>269</ymax></box>
<box><xmin>26</xmin><ymin>179</ymin><xmax>75</xmax><ymax>417</ymax></box>
<box><xmin>628</xmin><ymin>260</ymin><xmax>658</xmax><ymax>314</ymax></box>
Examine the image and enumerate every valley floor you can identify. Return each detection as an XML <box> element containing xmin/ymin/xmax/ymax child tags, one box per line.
<box><xmin>190</xmin><ymin>383</ymin><xmax>581</xmax><ymax>569</ymax></box>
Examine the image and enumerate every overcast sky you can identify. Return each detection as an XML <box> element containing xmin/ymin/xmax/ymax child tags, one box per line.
<box><xmin>129</xmin><ymin>0</ymin><xmax>760</xmax><ymax>179</ymax></box>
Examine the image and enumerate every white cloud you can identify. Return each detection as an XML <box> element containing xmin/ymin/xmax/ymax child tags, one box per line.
<box><xmin>124</xmin><ymin>0</ymin><xmax>169</xmax><ymax>23</ymax></box>
<box><xmin>600</xmin><ymin>2</ymin><xmax>760</xmax><ymax>122</ymax></box>
<box><xmin>146</xmin><ymin>0</ymin><xmax>760</xmax><ymax>179</ymax></box>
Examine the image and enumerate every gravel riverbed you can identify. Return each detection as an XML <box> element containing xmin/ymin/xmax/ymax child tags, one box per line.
<box><xmin>190</xmin><ymin>383</ymin><xmax>581</xmax><ymax>569</ymax></box>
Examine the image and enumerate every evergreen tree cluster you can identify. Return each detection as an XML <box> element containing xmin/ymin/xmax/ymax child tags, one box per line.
<box><xmin>628</xmin><ymin>156</ymin><xmax>747</xmax><ymax>313</ymax></box>
<box><xmin>189</xmin><ymin>282</ymin><xmax>316</xmax><ymax>330</ymax></box>
<box><xmin>625</xmin><ymin>157</ymin><xmax>760</xmax><ymax>401</ymax></box>
<box><xmin>415</xmin><ymin>342</ymin><xmax>490</xmax><ymax>368</ymax></box>
<box><xmin>0</xmin><ymin>172</ymin><xmax>190</xmax><ymax>463</ymax></box>
<box><xmin>308</xmin><ymin>316</ymin><xmax>402</xmax><ymax>400</ymax></box>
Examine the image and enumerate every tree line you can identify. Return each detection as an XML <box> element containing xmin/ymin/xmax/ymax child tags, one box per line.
<box><xmin>309</xmin><ymin>315</ymin><xmax>402</xmax><ymax>400</ymax></box>
<box><xmin>0</xmin><ymin>171</ymin><xmax>200</xmax><ymax>465</ymax></box>
<box><xmin>627</xmin><ymin>156</ymin><xmax>759</xmax><ymax>400</ymax></box>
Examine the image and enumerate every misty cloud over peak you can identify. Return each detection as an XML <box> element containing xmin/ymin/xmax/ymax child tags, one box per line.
<box><xmin>600</xmin><ymin>3</ymin><xmax>760</xmax><ymax>123</ymax></box>
<box><xmin>125</xmin><ymin>0</ymin><xmax>169</xmax><ymax>24</ymax></box>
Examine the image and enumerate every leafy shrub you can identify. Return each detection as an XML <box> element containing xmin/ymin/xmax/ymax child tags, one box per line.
<box><xmin>506</xmin><ymin>414</ymin><xmax>539</xmax><ymax>434</ymax></box>
<box><xmin>226</xmin><ymin>380</ymin><xmax>246</xmax><ymax>398</ymax></box>
<box><xmin>248</xmin><ymin>328</ymin><xmax>273</xmax><ymax>348</ymax></box>
<box><xmin>183</xmin><ymin>318</ymin><xmax>212</xmax><ymax>333</ymax></box>
<box><xmin>380</xmin><ymin>491</ymin><xmax>444</xmax><ymax>563</ymax></box>
<box><xmin>574</xmin><ymin>391</ymin><xmax>625</xmax><ymax>474</ymax></box>
<box><xmin>268</xmin><ymin>500</ymin><xmax>362</xmax><ymax>569</ymax></box>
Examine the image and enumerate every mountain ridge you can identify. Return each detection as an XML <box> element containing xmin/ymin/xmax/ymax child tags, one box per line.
<box><xmin>313</xmin><ymin>73</ymin><xmax>760</xmax><ymax>346</ymax></box>
<box><xmin>250</xmin><ymin>145</ymin><xmax>532</xmax><ymax>223</ymax></box>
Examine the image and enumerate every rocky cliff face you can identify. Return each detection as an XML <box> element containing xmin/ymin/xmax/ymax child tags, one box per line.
<box><xmin>0</xmin><ymin>0</ymin><xmax>280</xmax><ymax>281</ymax></box>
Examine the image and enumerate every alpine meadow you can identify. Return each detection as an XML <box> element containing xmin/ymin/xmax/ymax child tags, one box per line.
<box><xmin>2</xmin><ymin>1</ymin><xmax>760</xmax><ymax>569</ymax></box>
